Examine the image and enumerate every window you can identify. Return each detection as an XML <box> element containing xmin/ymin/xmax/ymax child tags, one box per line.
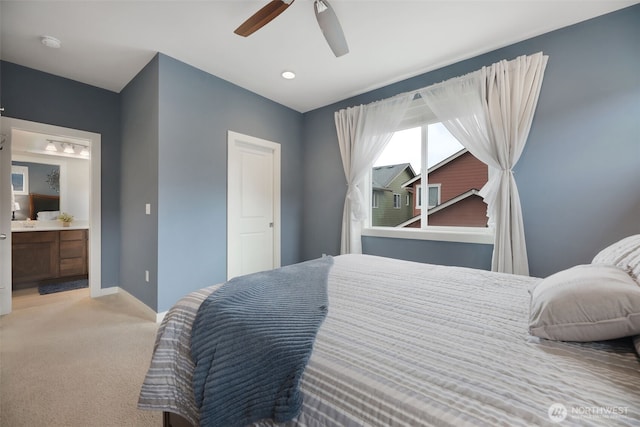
<box><xmin>428</xmin><ymin>184</ymin><xmax>440</xmax><ymax>208</ymax></box>
<box><xmin>393</xmin><ymin>194</ymin><xmax>401</xmax><ymax>209</ymax></box>
<box><xmin>372</xmin><ymin>192</ymin><xmax>379</xmax><ymax>208</ymax></box>
<box><xmin>369</xmin><ymin>123</ymin><xmax>490</xmax><ymax>239</ymax></box>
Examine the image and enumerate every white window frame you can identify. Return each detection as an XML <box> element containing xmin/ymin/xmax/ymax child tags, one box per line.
<box><xmin>372</xmin><ymin>192</ymin><xmax>379</xmax><ymax>209</ymax></box>
<box><xmin>364</xmin><ymin>120</ymin><xmax>494</xmax><ymax>245</ymax></box>
<box><xmin>393</xmin><ymin>193</ymin><xmax>401</xmax><ymax>209</ymax></box>
<box><xmin>427</xmin><ymin>183</ymin><xmax>441</xmax><ymax>208</ymax></box>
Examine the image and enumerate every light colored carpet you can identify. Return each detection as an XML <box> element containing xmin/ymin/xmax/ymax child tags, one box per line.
<box><xmin>0</xmin><ymin>288</ymin><xmax>163</xmax><ymax>426</ymax></box>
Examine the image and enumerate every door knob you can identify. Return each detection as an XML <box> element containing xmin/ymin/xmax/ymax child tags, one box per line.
<box><xmin>0</xmin><ymin>233</ymin><xmax>6</xmax><ymax>240</ymax></box>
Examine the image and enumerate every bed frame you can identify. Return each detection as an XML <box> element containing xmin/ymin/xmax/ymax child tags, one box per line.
<box><xmin>163</xmin><ymin>412</ymin><xmax>192</xmax><ymax>427</ymax></box>
<box><xmin>28</xmin><ymin>193</ymin><xmax>60</xmax><ymax>220</ymax></box>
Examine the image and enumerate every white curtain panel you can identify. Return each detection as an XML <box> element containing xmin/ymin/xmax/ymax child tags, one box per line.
<box><xmin>481</xmin><ymin>53</ymin><xmax>548</xmax><ymax>275</ymax></box>
<box><xmin>335</xmin><ymin>93</ymin><xmax>414</xmax><ymax>254</ymax></box>
<box><xmin>420</xmin><ymin>52</ymin><xmax>548</xmax><ymax>275</ymax></box>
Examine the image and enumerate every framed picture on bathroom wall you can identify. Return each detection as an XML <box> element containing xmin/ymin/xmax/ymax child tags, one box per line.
<box><xmin>11</xmin><ymin>165</ymin><xmax>29</xmax><ymax>195</ymax></box>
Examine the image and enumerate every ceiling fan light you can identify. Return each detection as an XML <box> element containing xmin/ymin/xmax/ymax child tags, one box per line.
<box><xmin>45</xmin><ymin>141</ymin><xmax>58</xmax><ymax>151</ymax></box>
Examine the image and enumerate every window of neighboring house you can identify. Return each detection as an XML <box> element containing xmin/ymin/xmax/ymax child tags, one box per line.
<box><xmin>393</xmin><ymin>194</ymin><xmax>401</xmax><ymax>209</ymax></box>
<box><xmin>428</xmin><ymin>184</ymin><xmax>440</xmax><ymax>208</ymax></box>
<box><xmin>406</xmin><ymin>195</ymin><xmax>410</xmax><ymax>206</ymax></box>
<box><xmin>416</xmin><ymin>183</ymin><xmax>440</xmax><ymax>209</ymax></box>
<box><xmin>372</xmin><ymin>192</ymin><xmax>379</xmax><ymax>208</ymax></box>
<box><xmin>368</xmin><ymin>123</ymin><xmax>491</xmax><ymax>244</ymax></box>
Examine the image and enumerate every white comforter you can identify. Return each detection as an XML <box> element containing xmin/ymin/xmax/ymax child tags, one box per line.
<box><xmin>139</xmin><ymin>254</ymin><xmax>640</xmax><ymax>426</ymax></box>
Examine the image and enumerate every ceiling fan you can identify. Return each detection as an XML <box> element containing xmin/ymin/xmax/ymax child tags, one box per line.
<box><xmin>234</xmin><ymin>0</ymin><xmax>349</xmax><ymax>57</ymax></box>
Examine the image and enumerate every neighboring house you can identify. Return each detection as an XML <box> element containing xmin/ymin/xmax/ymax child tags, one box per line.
<box><xmin>399</xmin><ymin>149</ymin><xmax>488</xmax><ymax>228</ymax></box>
<box><xmin>371</xmin><ymin>163</ymin><xmax>416</xmax><ymax>227</ymax></box>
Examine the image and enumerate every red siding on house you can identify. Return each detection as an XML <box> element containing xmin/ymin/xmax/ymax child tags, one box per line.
<box><xmin>429</xmin><ymin>195</ymin><xmax>488</xmax><ymax>227</ymax></box>
<box><xmin>429</xmin><ymin>151</ymin><xmax>487</xmax><ymax>203</ymax></box>
<box><xmin>405</xmin><ymin>150</ymin><xmax>489</xmax><ymax>227</ymax></box>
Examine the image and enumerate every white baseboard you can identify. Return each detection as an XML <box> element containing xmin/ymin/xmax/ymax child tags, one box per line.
<box><xmin>156</xmin><ymin>310</ymin><xmax>168</xmax><ymax>323</ymax></box>
<box><xmin>96</xmin><ymin>286</ymin><xmax>158</xmax><ymax>322</ymax></box>
<box><xmin>93</xmin><ymin>286</ymin><xmax>166</xmax><ymax>323</ymax></box>
<box><xmin>95</xmin><ymin>286</ymin><xmax>118</xmax><ymax>297</ymax></box>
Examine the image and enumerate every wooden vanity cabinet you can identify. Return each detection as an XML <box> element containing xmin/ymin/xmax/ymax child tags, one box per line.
<box><xmin>59</xmin><ymin>230</ymin><xmax>88</xmax><ymax>277</ymax></box>
<box><xmin>12</xmin><ymin>231</ymin><xmax>60</xmax><ymax>283</ymax></box>
<box><xmin>12</xmin><ymin>229</ymin><xmax>88</xmax><ymax>284</ymax></box>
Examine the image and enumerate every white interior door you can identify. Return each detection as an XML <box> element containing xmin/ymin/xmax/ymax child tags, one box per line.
<box><xmin>0</xmin><ymin>128</ymin><xmax>12</xmax><ymax>314</ymax></box>
<box><xmin>227</xmin><ymin>131</ymin><xmax>281</xmax><ymax>280</ymax></box>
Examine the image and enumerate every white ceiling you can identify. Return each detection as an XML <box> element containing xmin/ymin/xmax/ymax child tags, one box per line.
<box><xmin>1</xmin><ymin>1</ymin><xmax>637</xmax><ymax>113</ymax></box>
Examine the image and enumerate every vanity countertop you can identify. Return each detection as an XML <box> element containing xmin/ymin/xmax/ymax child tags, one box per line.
<box><xmin>12</xmin><ymin>220</ymin><xmax>89</xmax><ymax>232</ymax></box>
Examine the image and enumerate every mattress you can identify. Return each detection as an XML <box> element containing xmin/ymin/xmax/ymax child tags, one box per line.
<box><xmin>139</xmin><ymin>254</ymin><xmax>640</xmax><ymax>426</ymax></box>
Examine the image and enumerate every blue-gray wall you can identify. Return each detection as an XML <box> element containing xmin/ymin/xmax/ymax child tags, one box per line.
<box><xmin>1</xmin><ymin>61</ymin><xmax>121</xmax><ymax>288</ymax></box>
<box><xmin>301</xmin><ymin>5</ymin><xmax>640</xmax><ymax>277</ymax></box>
<box><xmin>119</xmin><ymin>56</ymin><xmax>160</xmax><ymax>310</ymax></box>
<box><xmin>121</xmin><ymin>54</ymin><xmax>304</xmax><ymax>312</ymax></box>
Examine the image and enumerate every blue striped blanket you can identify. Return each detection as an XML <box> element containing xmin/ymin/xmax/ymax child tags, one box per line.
<box><xmin>190</xmin><ymin>256</ymin><xmax>333</xmax><ymax>427</ymax></box>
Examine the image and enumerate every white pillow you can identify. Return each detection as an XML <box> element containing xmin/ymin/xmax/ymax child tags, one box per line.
<box><xmin>37</xmin><ymin>210</ymin><xmax>60</xmax><ymax>221</ymax></box>
<box><xmin>592</xmin><ymin>234</ymin><xmax>640</xmax><ymax>281</ymax></box>
<box><xmin>529</xmin><ymin>264</ymin><xmax>640</xmax><ymax>342</ymax></box>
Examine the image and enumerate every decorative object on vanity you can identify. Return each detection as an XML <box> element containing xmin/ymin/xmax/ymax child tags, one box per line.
<box><xmin>12</xmin><ymin>202</ymin><xmax>20</xmax><ymax>220</ymax></box>
<box><xmin>57</xmin><ymin>212</ymin><xmax>74</xmax><ymax>227</ymax></box>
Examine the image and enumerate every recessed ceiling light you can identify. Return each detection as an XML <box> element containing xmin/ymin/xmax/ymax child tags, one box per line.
<box><xmin>281</xmin><ymin>71</ymin><xmax>296</xmax><ymax>80</ymax></box>
<box><xmin>41</xmin><ymin>35</ymin><xmax>61</xmax><ymax>49</ymax></box>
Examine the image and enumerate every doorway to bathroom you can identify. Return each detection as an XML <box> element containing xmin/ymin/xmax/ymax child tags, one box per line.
<box><xmin>0</xmin><ymin>117</ymin><xmax>102</xmax><ymax>315</ymax></box>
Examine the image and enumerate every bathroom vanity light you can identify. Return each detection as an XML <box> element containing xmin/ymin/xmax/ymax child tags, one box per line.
<box><xmin>42</xmin><ymin>139</ymin><xmax>90</xmax><ymax>158</ymax></box>
<box><xmin>45</xmin><ymin>140</ymin><xmax>58</xmax><ymax>151</ymax></box>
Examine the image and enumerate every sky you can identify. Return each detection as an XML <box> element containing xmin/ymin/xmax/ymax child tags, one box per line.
<box><xmin>374</xmin><ymin>123</ymin><xmax>464</xmax><ymax>173</ymax></box>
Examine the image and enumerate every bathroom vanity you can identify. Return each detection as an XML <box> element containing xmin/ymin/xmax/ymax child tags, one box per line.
<box><xmin>12</xmin><ymin>223</ymin><xmax>88</xmax><ymax>285</ymax></box>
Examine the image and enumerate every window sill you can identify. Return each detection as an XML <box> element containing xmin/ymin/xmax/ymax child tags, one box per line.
<box><xmin>362</xmin><ymin>226</ymin><xmax>494</xmax><ymax>245</ymax></box>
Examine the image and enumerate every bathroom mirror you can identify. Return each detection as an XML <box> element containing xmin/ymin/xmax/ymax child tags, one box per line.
<box><xmin>11</xmin><ymin>161</ymin><xmax>60</xmax><ymax>220</ymax></box>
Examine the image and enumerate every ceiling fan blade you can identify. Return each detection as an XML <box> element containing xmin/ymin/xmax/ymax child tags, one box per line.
<box><xmin>234</xmin><ymin>0</ymin><xmax>295</xmax><ymax>37</ymax></box>
<box><xmin>314</xmin><ymin>0</ymin><xmax>349</xmax><ymax>57</ymax></box>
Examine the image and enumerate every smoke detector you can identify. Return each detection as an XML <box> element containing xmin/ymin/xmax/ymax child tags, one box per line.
<box><xmin>41</xmin><ymin>36</ymin><xmax>61</xmax><ymax>49</ymax></box>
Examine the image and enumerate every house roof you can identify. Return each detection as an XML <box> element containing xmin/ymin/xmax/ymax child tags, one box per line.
<box><xmin>401</xmin><ymin>148</ymin><xmax>468</xmax><ymax>188</ymax></box>
<box><xmin>429</xmin><ymin>189</ymin><xmax>482</xmax><ymax>214</ymax></box>
<box><xmin>372</xmin><ymin>163</ymin><xmax>415</xmax><ymax>190</ymax></box>
<box><xmin>395</xmin><ymin>188</ymin><xmax>483</xmax><ymax>228</ymax></box>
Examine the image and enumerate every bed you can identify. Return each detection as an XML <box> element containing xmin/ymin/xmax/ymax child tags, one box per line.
<box><xmin>29</xmin><ymin>193</ymin><xmax>60</xmax><ymax>220</ymax></box>
<box><xmin>139</xmin><ymin>241</ymin><xmax>640</xmax><ymax>426</ymax></box>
